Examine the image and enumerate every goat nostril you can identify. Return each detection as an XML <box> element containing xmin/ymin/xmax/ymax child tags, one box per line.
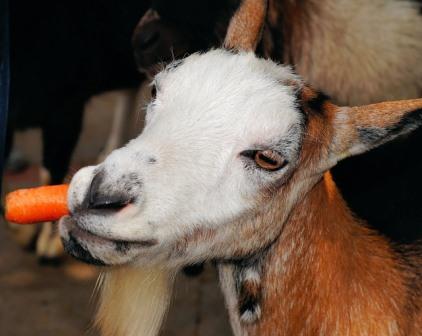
<box><xmin>87</xmin><ymin>171</ymin><xmax>132</xmax><ymax>211</ymax></box>
<box><xmin>89</xmin><ymin>194</ymin><xmax>132</xmax><ymax>211</ymax></box>
<box><xmin>137</xmin><ymin>30</ymin><xmax>160</xmax><ymax>51</ymax></box>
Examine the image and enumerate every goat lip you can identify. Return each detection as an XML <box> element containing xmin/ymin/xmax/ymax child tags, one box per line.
<box><xmin>70</xmin><ymin>224</ymin><xmax>112</xmax><ymax>245</ymax></box>
<box><xmin>59</xmin><ymin>216</ymin><xmax>107</xmax><ymax>266</ymax></box>
<box><xmin>61</xmin><ymin>216</ymin><xmax>158</xmax><ymax>249</ymax></box>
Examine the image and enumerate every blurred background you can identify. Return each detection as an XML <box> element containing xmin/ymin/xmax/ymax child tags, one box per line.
<box><xmin>1</xmin><ymin>0</ymin><xmax>421</xmax><ymax>335</ymax></box>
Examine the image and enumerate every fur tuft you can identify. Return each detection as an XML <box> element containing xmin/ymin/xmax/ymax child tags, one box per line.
<box><xmin>95</xmin><ymin>266</ymin><xmax>175</xmax><ymax>336</ymax></box>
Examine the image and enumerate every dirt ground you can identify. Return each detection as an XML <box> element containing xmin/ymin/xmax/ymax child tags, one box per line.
<box><xmin>0</xmin><ymin>91</ymin><xmax>232</xmax><ymax>336</ymax></box>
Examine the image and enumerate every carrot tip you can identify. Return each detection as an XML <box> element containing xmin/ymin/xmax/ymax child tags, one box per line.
<box><xmin>4</xmin><ymin>185</ymin><xmax>70</xmax><ymax>224</ymax></box>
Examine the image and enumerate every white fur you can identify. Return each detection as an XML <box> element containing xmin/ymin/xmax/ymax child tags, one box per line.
<box><xmin>240</xmin><ymin>306</ymin><xmax>261</xmax><ymax>324</ymax></box>
<box><xmin>219</xmin><ymin>264</ymin><xmax>244</xmax><ymax>336</ymax></box>
<box><xmin>243</xmin><ymin>268</ymin><xmax>261</xmax><ymax>284</ymax></box>
<box><xmin>95</xmin><ymin>266</ymin><xmax>174</xmax><ymax>336</ymax></box>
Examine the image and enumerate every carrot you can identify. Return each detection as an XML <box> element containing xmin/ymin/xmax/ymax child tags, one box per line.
<box><xmin>5</xmin><ymin>184</ymin><xmax>69</xmax><ymax>224</ymax></box>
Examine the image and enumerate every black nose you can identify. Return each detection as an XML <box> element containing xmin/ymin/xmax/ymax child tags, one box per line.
<box><xmin>87</xmin><ymin>171</ymin><xmax>132</xmax><ymax>211</ymax></box>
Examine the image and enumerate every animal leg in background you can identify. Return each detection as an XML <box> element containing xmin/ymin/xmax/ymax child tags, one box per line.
<box><xmin>36</xmin><ymin>99</ymin><xmax>84</xmax><ymax>264</ymax></box>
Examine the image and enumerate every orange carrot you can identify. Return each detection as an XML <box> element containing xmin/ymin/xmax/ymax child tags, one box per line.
<box><xmin>5</xmin><ymin>184</ymin><xmax>69</xmax><ymax>224</ymax></box>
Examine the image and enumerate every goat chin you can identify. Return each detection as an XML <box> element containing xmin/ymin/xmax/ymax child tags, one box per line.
<box><xmin>95</xmin><ymin>266</ymin><xmax>175</xmax><ymax>336</ymax></box>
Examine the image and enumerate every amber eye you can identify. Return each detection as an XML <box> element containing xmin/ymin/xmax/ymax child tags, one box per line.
<box><xmin>151</xmin><ymin>85</ymin><xmax>157</xmax><ymax>99</ymax></box>
<box><xmin>254</xmin><ymin>150</ymin><xmax>287</xmax><ymax>171</ymax></box>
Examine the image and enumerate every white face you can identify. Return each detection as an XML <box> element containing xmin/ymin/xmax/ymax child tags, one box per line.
<box><xmin>59</xmin><ymin>50</ymin><xmax>306</xmax><ymax>267</ymax></box>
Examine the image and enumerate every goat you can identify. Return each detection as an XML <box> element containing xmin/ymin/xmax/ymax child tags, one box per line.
<box><xmin>132</xmin><ymin>0</ymin><xmax>422</xmax><ymax>244</ymax></box>
<box><xmin>59</xmin><ymin>0</ymin><xmax>422</xmax><ymax>335</ymax></box>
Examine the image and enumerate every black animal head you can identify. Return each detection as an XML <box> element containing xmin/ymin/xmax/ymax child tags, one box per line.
<box><xmin>132</xmin><ymin>0</ymin><xmax>239</xmax><ymax>77</ymax></box>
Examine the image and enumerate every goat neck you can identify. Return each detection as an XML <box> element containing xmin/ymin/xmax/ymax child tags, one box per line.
<box><xmin>220</xmin><ymin>172</ymin><xmax>422</xmax><ymax>336</ymax></box>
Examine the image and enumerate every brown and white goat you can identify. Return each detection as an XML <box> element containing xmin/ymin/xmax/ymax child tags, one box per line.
<box><xmin>60</xmin><ymin>1</ymin><xmax>422</xmax><ymax>335</ymax></box>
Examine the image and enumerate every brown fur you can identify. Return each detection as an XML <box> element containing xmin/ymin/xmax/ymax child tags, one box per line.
<box><xmin>351</xmin><ymin>100</ymin><xmax>422</xmax><ymax>128</ymax></box>
<box><xmin>224</xmin><ymin>0</ymin><xmax>268</xmax><ymax>51</ymax></box>
<box><xmin>248</xmin><ymin>172</ymin><xmax>422</xmax><ymax>335</ymax></box>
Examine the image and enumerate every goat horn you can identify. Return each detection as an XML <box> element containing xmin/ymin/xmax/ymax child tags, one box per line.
<box><xmin>224</xmin><ymin>0</ymin><xmax>268</xmax><ymax>52</ymax></box>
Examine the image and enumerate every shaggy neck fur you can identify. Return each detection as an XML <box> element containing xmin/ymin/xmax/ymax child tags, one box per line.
<box><xmin>221</xmin><ymin>172</ymin><xmax>422</xmax><ymax>336</ymax></box>
<box><xmin>95</xmin><ymin>266</ymin><xmax>175</xmax><ymax>336</ymax></box>
<box><xmin>267</xmin><ymin>0</ymin><xmax>422</xmax><ymax>105</ymax></box>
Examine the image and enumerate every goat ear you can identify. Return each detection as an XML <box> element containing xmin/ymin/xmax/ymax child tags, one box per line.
<box><xmin>331</xmin><ymin>99</ymin><xmax>422</xmax><ymax>161</ymax></box>
<box><xmin>224</xmin><ymin>0</ymin><xmax>268</xmax><ymax>51</ymax></box>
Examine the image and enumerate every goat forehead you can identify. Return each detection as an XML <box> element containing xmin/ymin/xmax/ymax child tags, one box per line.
<box><xmin>152</xmin><ymin>50</ymin><xmax>301</xmax><ymax>141</ymax></box>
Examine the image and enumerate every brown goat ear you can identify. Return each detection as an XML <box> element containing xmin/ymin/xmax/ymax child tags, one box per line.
<box><xmin>224</xmin><ymin>0</ymin><xmax>268</xmax><ymax>51</ymax></box>
<box><xmin>331</xmin><ymin>99</ymin><xmax>422</xmax><ymax>161</ymax></box>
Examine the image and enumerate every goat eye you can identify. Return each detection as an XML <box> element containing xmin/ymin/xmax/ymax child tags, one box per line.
<box><xmin>254</xmin><ymin>150</ymin><xmax>287</xmax><ymax>171</ymax></box>
<box><xmin>151</xmin><ymin>85</ymin><xmax>157</xmax><ymax>99</ymax></box>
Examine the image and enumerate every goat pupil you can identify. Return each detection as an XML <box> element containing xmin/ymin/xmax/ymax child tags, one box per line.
<box><xmin>258</xmin><ymin>153</ymin><xmax>278</xmax><ymax>166</ymax></box>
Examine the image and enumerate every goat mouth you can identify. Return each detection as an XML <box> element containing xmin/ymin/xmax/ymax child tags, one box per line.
<box><xmin>60</xmin><ymin>216</ymin><xmax>157</xmax><ymax>265</ymax></box>
<box><xmin>63</xmin><ymin>232</ymin><xmax>107</xmax><ymax>266</ymax></box>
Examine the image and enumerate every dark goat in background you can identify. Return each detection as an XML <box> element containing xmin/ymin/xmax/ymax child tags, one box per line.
<box><xmin>132</xmin><ymin>0</ymin><xmax>239</xmax><ymax>78</ymax></box>
<box><xmin>133</xmin><ymin>0</ymin><xmax>422</xmax><ymax>245</ymax></box>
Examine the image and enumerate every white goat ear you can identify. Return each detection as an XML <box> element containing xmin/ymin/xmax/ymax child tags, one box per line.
<box><xmin>331</xmin><ymin>99</ymin><xmax>422</xmax><ymax>161</ymax></box>
<box><xmin>224</xmin><ymin>0</ymin><xmax>268</xmax><ymax>51</ymax></box>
